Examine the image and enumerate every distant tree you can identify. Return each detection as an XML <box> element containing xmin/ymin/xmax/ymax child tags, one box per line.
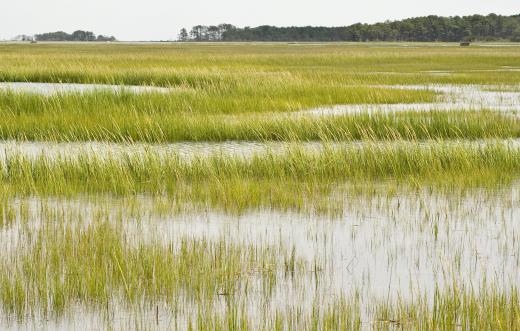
<box><xmin>35</xmin><ymin>30</ymin><xmax>116</xmax><ymax>42</ymax></box>
<box><xmin>96</xmin><ymin>34</ymin><xmax>116</xmax><ymax>42</ymax></box>
<box><xmin>178</xmin><ymin>28</ymin><xmax>189</xmax><ymax>41</ymax></box>
<box><xmin>184</xmin><ymin>14</ymin><xmax>520</xmax><ymax>42</ymax></box>
<box><xmin>71</xmin><ymin>30</ymin><xmax>86</xmax><ymax>41</ymax></box>
<box><xmin>35</xmin><ymin>31</ymin><xmax>70</xmax><ymax>41</ymax></box>
<box><xmin>12</xmin><ymin>34</ymin><xmax>34</xmax><ymax>41</ymax></box>
<box><xmin>207</xmin><ymin>25</ymin><xmax>221</xmax><ymax>40</ymax></box>
<box><xmin>512</xmin><ymin>27</ymin><xmax>520</xmax><ymax>42</ymax></box>
<box><xmin>190</xmin><ymin>25</ymin><xmax>206</xmax><ymax>41</ymax></box>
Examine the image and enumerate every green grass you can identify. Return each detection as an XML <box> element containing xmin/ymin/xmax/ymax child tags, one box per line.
<box><xmin>1</xmin><ymin>43</ymin><xmax>519</xmax><ymax>143</ymax></box>
<box><xmin>0</xmin><ymin>140</ymin><xmax>516</xmax><ymax>215</ymax></box>
<box><xmin>374</xmin><ymin>285</ymin><xmax>520</xmax><ymax>330</ymax></box>
<box><xmin>0</xmin><ymin>142</ymin><xmax>520</xmax><ymax>194</ymax></box>
<box><xmin>0</xmin><ymin>82</ymin><xmax>435</xmax><ymax>116</ymax></box>
<box><xmin>0</xmin><ymin>219</ymin><xmax>295</xmax><ymax>319</ymax></box>
<box><xmin>1</xmin><ymin>42</ymin><xmax>519</xmax><ymax>329</ymax></box>
<box><xmin>2</xmin><ymin>43</ymin><xmax>520</xmax><ymax>86</ymax></box>
<box><xmin>0</xmin><ymin>90</ymin><xmax>517</xmax><ymax>142</ymax></box>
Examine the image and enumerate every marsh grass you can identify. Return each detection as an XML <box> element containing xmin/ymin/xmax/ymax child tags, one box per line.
<box><xmin>374</xmin><ymin>285</ymin><xmax>520</xmax><ymax>330</ymax></box>
<box><xmin>0</xmin><ymin>83</ymin><xmax>436</xmax><ymax>115</ymax></box>
<box><xmin>0</xmin><ymin>196</ymin><xmax>17</xmax><ymax>229</ymax></box>
<box><xmin>3</xmin><ymin>211</ymin><xmax>519</xmax><ymax>330</ymax></box>
<box><xmin>0</xmin><ymin>142</ymin><xmax>517</xmax><ymax>212</ymax></box>
<box><xmin>0</xmin><ymin>93</ymin><xmax>518</xmax><ymax>142</ymax></box>
<box><xmin>2</xmin><ymin>43</ymin><xmax>520</xmax><ymax>86</ymax></box>
<box><xmin>1</xmin><ymin>43</ymin><xmax>519</xmax><ymax>330</ymax></box>
<box><xmin>2</xmin><ymin>142</ymin><xmax>519</xmax><ymax>187</ymax></box>
<box><xmin>0</xmin><ymin>220</ymin><xmax>296</xmax><ymax>320</ymax></box>
<box><xmin>1</xmin><ymin>43</ymin><xmax>520</xmax><ymax>145</ymax></box>
<box><xmin>0</xmin><ymin>180</ymin><xmax>517</xmax><ymax>329</ymax></box>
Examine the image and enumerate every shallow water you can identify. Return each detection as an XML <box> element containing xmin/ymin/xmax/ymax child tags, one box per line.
<box><xmin>0</xmin><ymin>82</ymin><xmax>172</xmax><ymax>95</ymax></box>
<box><xmin>0</xmin><ymin>140</ymin><xmax>323</xmax><ymax>160</ymax></box>
<box><xmin>1</xmin><ymin>185</ymin><xmax>519</xmax><ymax>329</ymax></box>
<box><xmin>305</xmin><ymin>84</ymin><xmax>520</xmax><ymax>116</ymax></box>
<box><xmin>0</xmin><ymin>82</ymin><xmax>519</xmax><ymax>329</ymax></box>
<box><xmin>1</xmin><ymin>139</ymin><xmax>520</xmax><ymax>161</ymax></box>
<box><xmin>2</xmin><ymin>82</ymin><xmax>520</xmax><ymax>118</ymax></box>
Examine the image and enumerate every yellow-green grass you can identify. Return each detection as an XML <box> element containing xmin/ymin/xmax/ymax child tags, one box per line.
<box><xmin>0</xmin><ymin>42</ymin><xmax>519</xmax><ymax>330</ymax></box>
<box><xmin>1</xmin><ymin>43</ymin><xmax>520</xmax><ymax>86</ymax></box>
<box><xmin>0</xmin><ymin>90</ymin><xmax>517</xmax><ymax>142</ymax></box>
<box><xmin>0</xmin><ymin>213</ymin><xmax>361</xmax><ymax>329</ymax></box>
<box><xmin>0</xmin><ymin>220</ymin><xmax>296</xmax><ymax>318</ymax></box>
<box><xmin>0</xmin><ymin>86</ymin><xmax>435</xmax><ymax>116</ymax></box>
<box><xmin>2</xmin><ymin>216</ymin><xmax>519</xmax><ymax>330</ymax></box>
<box><xmin>2</xmin><ymin>43</ymin><xmax>519</xmax><ymax>144</ymax></box>
<box><xmin>1</xmin><ymin>143</ymin><xmax>518</xmax><ymax>198</ymax></box>
<box><xmin>374</xmin><ymin>285</ymin><xmax>520</xmax><ymax>330</ymax></box>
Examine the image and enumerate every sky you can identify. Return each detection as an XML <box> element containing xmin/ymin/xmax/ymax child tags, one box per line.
<box><xmin>0</xmin><ymin>0</ymin><xmax>518</xmax><ymax>41</ymax></box>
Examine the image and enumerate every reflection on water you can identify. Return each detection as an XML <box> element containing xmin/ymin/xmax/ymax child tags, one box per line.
<box><xmin>1</xmin><ymin>185</ymin><xmax>518</xmax><ymax>329</ymax></box>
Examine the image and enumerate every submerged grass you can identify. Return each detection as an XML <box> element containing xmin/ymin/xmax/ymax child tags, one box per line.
<box><xmin>0</xmin><ymin>220</ymin><xmax>293</xmax><ymax>320</ymax></box>
<box><xmin>0</xmin><ymin>215</ymin><xmax>362</xmax><ymax>330</ymax></box>
<box><xmin>2</xmin><ymin>215</ymin><xmax>519</xmax><ymax>330</ymax></box>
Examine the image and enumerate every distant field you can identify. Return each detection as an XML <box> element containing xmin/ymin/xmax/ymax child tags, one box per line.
<box><xmin>0</xmin><ymin>43</ymin><xmax>519</xmax><ymax>330</ymax></box>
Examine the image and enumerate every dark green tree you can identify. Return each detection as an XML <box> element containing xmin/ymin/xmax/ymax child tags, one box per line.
<box><xmin>178</xmin><ymin>28</ymin><xmax>189</xmax><ymax>41</ymax></box>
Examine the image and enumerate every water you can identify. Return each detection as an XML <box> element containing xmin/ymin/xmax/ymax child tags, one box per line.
<box><xmin>1</xmin><ymin>185</ymin><xmax>518</xmax><ymax>329</ymax></box>
<box><xmin>305</xmin><ymin>84</ymin><xmax>520</xmax><ymax>116</ymax></box>
<box><xmin>0</xmin><ymin>81</ymin><xmax>519</xmax><ymax>329</ymax></box>
<box><xmin>0</xmin><ymin>140</ymin><xmax>324</xmax><ymax>160</ymax></box>
<box><xmin>1</xmin><ymin>139</ymin><xmax>519</xmax><ymax>161</ymax></box>
<box><xmin>0</xmin><ymin>82</ymin><xmax>172</xmax><ymax>95</ymax></box>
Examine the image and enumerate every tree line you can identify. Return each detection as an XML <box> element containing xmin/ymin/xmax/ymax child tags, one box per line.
<box><xmin>178</xmin><ymin>13</ymin><xmax>520</xmax><ymax>42</ymax></box>
<box><xmin>34</xmin><ymin>30</ymin><xmax>116</xmax><ymax>42</ymax></box>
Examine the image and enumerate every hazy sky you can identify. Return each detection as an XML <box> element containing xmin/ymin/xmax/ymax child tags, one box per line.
<box><xmin>1</xmin><ymin>0</ymin><xmax>518</xmax><ymax>41</ymax></box>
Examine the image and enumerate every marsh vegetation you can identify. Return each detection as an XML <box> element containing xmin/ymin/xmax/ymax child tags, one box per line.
<box><xmin>0</xmin><ymin>42</ymin><xmax>519</xmax><ymax>330</ymax></box>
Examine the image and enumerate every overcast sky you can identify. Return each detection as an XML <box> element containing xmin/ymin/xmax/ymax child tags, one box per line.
<box><xmin>0</xmin><ymin>0</ymin><xmax>518</xmax><ymax>41</ymax></box>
